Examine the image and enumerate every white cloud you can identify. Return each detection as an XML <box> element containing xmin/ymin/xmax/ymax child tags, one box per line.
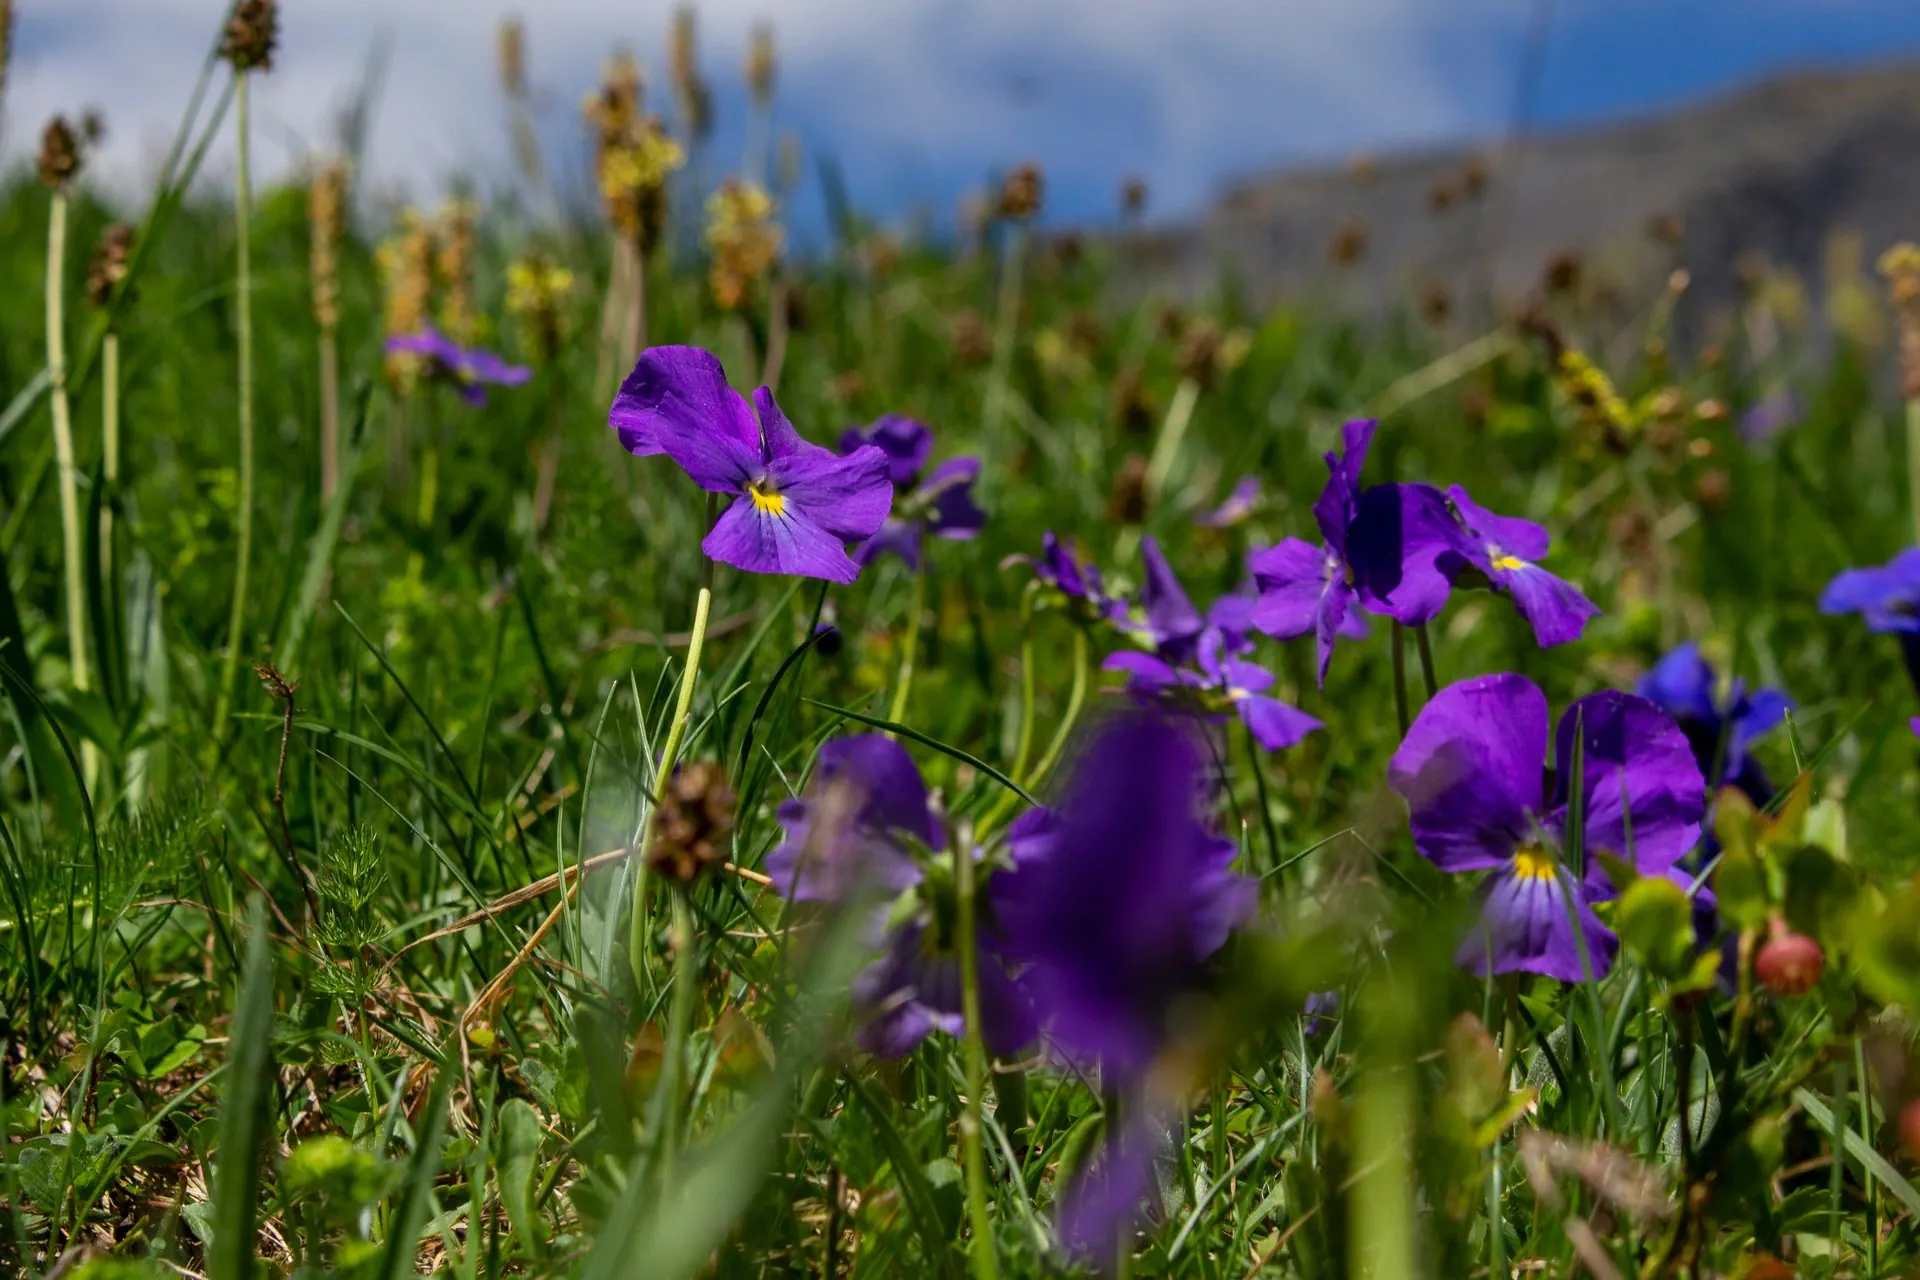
<box><xmin>2</xmin><ymin>0</ymin><xmax>1539</xmax><ymax>224</ymax></box>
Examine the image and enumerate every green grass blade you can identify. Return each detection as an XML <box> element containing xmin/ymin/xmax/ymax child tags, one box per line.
<box><xmin>207</xmin><ymin>897</ymin><xmax>276</xmax><ymax>1280</ymax></box>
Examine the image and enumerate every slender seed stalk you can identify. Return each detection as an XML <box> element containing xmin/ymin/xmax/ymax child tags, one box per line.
<box><xmin>761</xmin><ymin>277</ymin><xmax>790</xmax><ymax>392</ymax></box>
<box><xmin>628</xmin><ymin>585</ymin><xmax>713</xmax><ymax>985</ymax></box>
<box><xmin>1024</xmin><ymin>624</ymin><xmax>1088</xmax><ymax>789</ymax></box>
<box><xmin>46</xmin><ymin>190</ymin><xmax>88</xmax><ymax>699</ymax></box>
<box><xmin>1142</xmin><ymin>376</ymin><xmax>1200</xmax><ymax>510</ymax></box>
<box><xmin>1389</xmin><ymin>623</ymin><xmax>1410</xmax><ymax>739</ymax></box>
<box><xmin>1413</xmin><ymin>622</ymin><xmax>1439</xmax><ymax>700</ymax></box>
<box><xmin>955</xmin><ymin>825</ymin><xmax>1000</xmax><ymax>1280</ymax></box>
<box><xmin>983</xmin><ymin>224</ymin><xmax>1026</xmax><ymax>436</ymax></box>
<box><xmin>102</xmin><ymin>330</ymin><xmax>120</xmax><ymax>578</ymax></box>
<box><xmin>214</xmin><ymin>72</ymin><xmax>255</xmax><ymax>745</ymax></box>
<box><xmin>319</xmin><ymin>327</ymin><xmax>339</xmax><ymax>501</ymax></box>
<box><xmin>1907</xmin><ymin>398</ymin><xmax>1920</xmax><ymax>546</ymax></box>
<box><xmin>620</xmin><ymin>238</ymin><xmax>647</xmax><ymax>374</ymax></box>
<box><xmin>887</xmin><ymin>562</ymin><xmax>928</xmax><ymax>727</ymax></box>
<box><xmin>656</xmin><ymin>884</ymin><xmax>699</xmax><ymax>1182</ymax></box>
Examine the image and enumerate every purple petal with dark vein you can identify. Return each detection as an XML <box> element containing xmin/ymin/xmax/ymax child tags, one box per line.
<box><xmin>1551</xmin><ymin>690</ymin><xmax>1704</xmax><ymax>877</ymax></box>
<box><xmin>1458</xmin><ymin>860</ymin><xmax>1617</xmax><ymax>982</ymax></box>
<box><xmin>1348</xmin><ymin>482</ymin><xmax>1460</xmax><ymax>625</ymax></box>
<box><xmin>852</xmin><ymin>517</ymin><xmax>923</xmax><ymax>569</ymax></box>
<box><xmin>1311</xmin><ymin>419</ymin><xmax>1375</xmax><ymax>555</ymax></box>
<box><xmin>609</xmin><ymin>345</ymin><xmax>761</xmax><ymax>463</ymax></box>
<box><xmin>1140</xmin><ymin>536</ymin><xmax>1205</xmax><ymax>663</ymax></box>
<box><xmin>925</xmin><ymin>457</ymin><xmax>988</xmax><ymax>538</ymax></box>
<box><xmin>771</xmin><ymin>444</ymin><xmax>896</xmax><ymax>541</ymax></box>
<box><xmin>1446</xmin><ymin>483</ymin><xmax>1551</xmax><ymax>562</ymax></box>
<box><xmin>702</xmin><ymin>498</ymin><xmax>863</xmax><ymax>581</ymax></box>
<box><xmin>1496</xmin><ymin>560</ymin><xmax>1600</xmax><ymax>647</ymax></box>
<box><xmin>751</xmin><ymin>385</ymin><xmax>830</xmax><ymax>463</ymax></box>
<box><xmin>1388</xmin><ymin>674</ymin><xmax>1546</xmax><ymax>873</ymax></box>
<box><xmin>1250</xmin><ymin>538</ymin><xmax>1331</xmax><ymax>641</ymax></box>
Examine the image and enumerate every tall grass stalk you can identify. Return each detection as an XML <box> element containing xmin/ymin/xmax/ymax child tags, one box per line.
<box><xmin>102</xmin><ymin>331</ymin><xmax>120</xmax><ymax>578</ymax></box>
<box><xmin>214</xmin><ymin>71</ymin><xmax>256</xmax><ymax>745</ymax></box>
<box><xmin>955</xmin><ymin>819</ymin><xmax>1001</xmax><ymax>1280</ymax></box>
<box><xmin>46</xmin><ymin>189</ymin><xmax>88</xmax><ymax>701</ymax></box>
<box><xmin>983</xmin><ymin>224</ymin><xmax>1026</xmax><ymax>436</ymax></box>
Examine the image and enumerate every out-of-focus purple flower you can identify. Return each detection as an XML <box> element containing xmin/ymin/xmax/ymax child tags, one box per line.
<box><xmin>1430</xmin><ymin>485</ymin><xmax>1599</xmax><ymax>647</ymax></box>
<box><xmin>1249</xmin><ymin>421</ymin><xmax>1453</xmax><ymax>685</ymax></box>
<box><xmin>1103</xmin><ymin>635</ymin><xmax>1321</xmax><ymax>752</ymax></box>
<box><xmin>1819</xmin><ymin>549</ymin><xmax>1920</xmax><ymax>633</ymax></box>
<box><xmin>851</xmin><ymin>918</ymin><xmax>1036</xmax><ymax>1059</ymax></box>
<box><xmin>1130</xmin><ymin>536</ymin><xmax>1206</xmax><ymax>663</ymax></box>
<box><xmin>1205</xmin><ymin>591</ymin><xmax>1260</xmax><ymax>655</ymax></box>
<box><xmin>1387</xmin><ymin>675</ymin><xmax>1704</xmax><ymax>982</ymax></box>
<box><xmin>994</xmin><ymin>710</ymin><xmax>1255</xmax><ymax>1080</ymax></box>
<box><xmin>1194</xmin><ymin>476</ymin><xmax>1260</xmax><ymax>528</ymax></box>
<box><xmin>1637</xmin><ymin>643</ymin><xmax>1792</xmax><ymax>804</ymax></box>
<box><xmin>1739</xmin><ymin>392</ymin><xmax>1799</xmax><ymax>445</ymax></box>
<box><xmin>766</xmin><ymin>735</ymin><xmax>941</xmax><ymax>905</ymax></box>
<box><xmin>1057</xmin><ymin>1112</ymin><xmax>1164</xmax><ymax>1265</ymax></box>
<box><xmin>385</xmin><ymin>327</ymin><xmax>530</xmax><ymax>406</ymax></box>
<box><xmin>1005</xmin><ymin>531</ymin><xmax>1128</xmax><ymax>624</ymax></box>
<box><xmin>1302</xmin><ymin>990</ymin><xmax>1340</xmax><ymax>1035</ymax></box>
<box><xmin>607</xmin><ymin>346</ymin><xmax>894</xmax><ymax>583</ymax></box>
<box><xmin>840</xmin><ymin>416</ymin><xmax>987</xmax><ymax>569</ymax></box>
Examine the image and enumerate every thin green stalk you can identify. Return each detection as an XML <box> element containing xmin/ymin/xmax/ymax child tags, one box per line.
<box><xmin>102</xmin><ymin>330</ymin><xmax>120</xmax><ymax>587</ymax></box>
<box><xmin>627</xmin><ymin>585</ymin><xmax>713</xmax><ymax>985</ymax></box>
<box><xmin>319</xmin><ymin>325</ymin><xmax>339</xmax><ymax>501</ymax></box>
<box><xmin>1009</xmin><ymin>629</ymin><xmax>1037</xmax><ymax>782</ymax></box>
<box><xmin>955</xmin><ymin>824</ymin><xmax>1000</xmax><ymax>1280</ymax></box>
<box><xmin>656</xmin><ymin>885</ymin><xmax>699</xmax><ymax>1182</ymax></box>
<box><xmin>1023</xmin><ymin>624</ymin><xmax>1088</xmax><ymax>789</ymax></box>
<box><xmin>46</xmin><ymin>190</ymin><xmax>87</xmax><ymax>698</ymax></box>
<box><xmin>1857</xmin><ymin>1036</ymin><xmax>1879</xmax><ymax>1275</ymax></box>
<box><xmin>888</xmin><ymin>562</ymin><xmax>928</xmax><ymax>727</ymax></box>
<box><xmin>1908</xmin><ymin>397</ymin><xmax>1920</xmax><ymax>547</ymax></box>
<box><xmin>983</xmin><ymin>224</ymin><xmax>1026</xmax><ymax>436</ymax></box>
<box><xmin>1413</xmin><ymin>622</ymin><xmax>1438</xmax><ymax>700</ymax></box>
<box><xmin>1389</xmin><ymin>623</ymin><xmax>1410</xmax><ymax>739</ymax></box>
<box><xmin>1141</xmin><ymin>376</ymin><xmax>1200</xmax><ymax>510</ymax></box>
<box><xmin>214</xmin><ymin>70</ymin><xmax>255</xmax><ymax>745</ymax></box>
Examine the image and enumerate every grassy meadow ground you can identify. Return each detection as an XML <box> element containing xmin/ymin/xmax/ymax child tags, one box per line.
<box><xmin>8</xmin><ymin>18</ymin><xmax>1920</xmax><ymax>1280</ymax></box>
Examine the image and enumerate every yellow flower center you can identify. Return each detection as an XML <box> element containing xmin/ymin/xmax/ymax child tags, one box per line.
<box><xmin>1492</xmin><ymin>554</ymin><xmax>1527</xmax><ymax>572</ymax></box>
<box><xmin>749</xmin><ymin>481</ymin><xmax>786</xmax><ymax>517</ymax></box>
<box><xmin>1511</xmin><ymin>846</ymin><xmax>1557</xmax><ymax>881</ymax></box>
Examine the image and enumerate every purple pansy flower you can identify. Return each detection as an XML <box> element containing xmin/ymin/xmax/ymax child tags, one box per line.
<box><xmin>384</xmin><ymin>328</ymin><xmax>531</xmax><ymax>406</ymax></box>
<box><xmin>1429</xmin><ymin>484</ymin><xmax>1599</xmax><ymax>647</ymax></box>
<box><xmin>1195</xmin><ymin>476</ymin><xmax>1261</xmax><ymax>528</ymax></box>
<box><xmin>1387</xmin><ymin>675</ymin><xmax>1705</xmax><ymax>982</ymax></box>
<box><xmin>765</xmin><ymin>735</ymin><xmax>941</xmax><ymax>905</ymax></box>
<box><xmin>1105</xmin><ymin>630</ymin><xmax>1321</xmax><ymax>753</ymax></box>
<box><xmin>1739</xmin><ymin>392</ymin><xmax>1798</xmax><ymax>445</ymax></box>
<box><xmin>1637</xmin><ymin>643</ymin><xmax>1792</xmax><ymax>804</ymax></box>
<box><xmin>1005</xmin><ymin>531</ymin><xmax>1129</xmax><ymax>624</ymax></box>
<box><xmin>608</xmin><ymin>346</ymin><xmax>894</xmax><ymax>583</ymax></box>
<box><xmin>1819</xmin><ymin>549</ymin><xmax>1920</xmax><ymax>633</ymax></box>
<box><xmin>767</xmin><ymin>734</ymin><xmax>1032</xmax><ymax>1057</ymax></box>
<box><xmin>1129</xmin><ymin>536</ymin><xmax>1206</xmax><ymax>663</ymax></box>
<box><xmin>838</xmin><ymin>415</ymin><xmax>987</xmax><ymax>569</ymax></box>
<box><xmin>1249</xmin><ymin>421</ymin><xmax>1454</xmax><ymax>685</ymax></box>
<box><xmin>994</xmin><ymin>710</ymin><xmax>1255</xmax><ymax>1081</ymax></box>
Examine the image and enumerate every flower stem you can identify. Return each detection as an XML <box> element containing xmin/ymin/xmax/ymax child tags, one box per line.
<box><xmin>1908</xmin><ymin>397</ymin><xmax>1920</xmax><ymax>547</ymax></box>
<box><xmin>46</xmin><ymin>190</ymin><xmax>87</xmax><ymax>700</ymax></box>
<box><xmin>1024</xmin><ymin>624</ymin><xmax>1088</xmax><ymax>789</ymax></box>
<box><xmin>214</xmin><ymin>70</ymin><xmax>255</xmax><ymax>746</ymax></box>
<box><xmin>1142</xmin><ymin>376</ymin><xmax>1200</xmax><ymax>510</ymax></box>
<box><xmin>319</xmin><ymin>324</ymin><xmax>339</xmax><ymax>502</ymax></box>
<box><xmin>1413</xmin><ymin>622</ymin><xmax>1439</xmax><ymax>700</ymax></box>
<box><xmin>955</xmin><ymin>823</ymin><xmax>1000</xmax><ymax>1280</ymax></box>
<box><xmin>887</xmin><ymin>562</ymin><xmax>927</xmax><ymax>727</ymax></box>
<box><xmin>655</xmin><ymin>883</ymin><xmax>699</xmax><ymax>1183</ymax></box>
<box><xmin>1389</xmin><ymin>623</ymin><xmax>1410</xmax><ymax>739</ymax></box>
<box><xmin>983</xmin><ymin>224</ymin><xmax>1026</xmax><ymax>437</ymax></box>
<box><xmin>102</xmin><ymin>330</ymin><xmax>120</xmax><ymax>583</ymax></box>
<box><xmin>628</xmin><ymin>584</ymin><xmax>713</xmax><ymax>986</ymax></box>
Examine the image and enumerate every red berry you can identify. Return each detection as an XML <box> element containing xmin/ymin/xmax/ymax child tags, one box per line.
<box><xmin>1755</xmin><ymin>931</ymin><xmax>1823</xmax><ymax>996</ymax></box>
<box><xmin>1900</xmin><ymin>1100</ymin><xmax>1920</xmax><ymax>1159</ymax></box>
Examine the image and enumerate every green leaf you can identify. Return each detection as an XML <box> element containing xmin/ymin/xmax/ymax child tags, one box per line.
<box><xmin>379</xmin><ymin>1072</ymin><xmax>452</xmax><ymax>1280</ymax></box>
<box><xmin>1795</xmin><ymin>1087</ymin><xmax>1920</xmax><ymax>1217</ymax></box>
<box><xmin>1616</xmin><ymin>874</ymin><xmax>1696</xmax><ymax>979</ymax></box>
<box><xmin>497</xmin><ymin>1097</ymin><xmax>546</xmax><ymax>1251</ymax></box>
<box><xmin>1714</xmin><ymin>849</ymin><xmax>1770</xmax><ymax>932</ymax></box>
<box><xmin>208</xmin><ymin>898</ymin><xmax>276</xmax><ymax>1280</ymax></box>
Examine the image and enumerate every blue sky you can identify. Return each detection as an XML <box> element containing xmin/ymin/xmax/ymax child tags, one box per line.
<box><xmin>7</xmin><ymin>0</ymin><xmax>1920</xmax><ymax>239</ymax></box>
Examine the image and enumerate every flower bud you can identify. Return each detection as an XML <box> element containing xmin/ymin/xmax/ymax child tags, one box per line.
<box><xmin>1755</xmin><ymin>923</ymin><xmax>1823</xmax><ymax>996</ymax></box>
<box><xmin>1898</xmin><ymin>1098</ymin><xmax>1920</xmax><ymax>1158</ymax></box>
<box><xmin>37</xmin><ymin>115</ymin><xmax>81</xmax><ymax>190</ymax></box>
<box><xmin>220</xmin><ymin>0</ymin><xmax>278</xmax><ymax>72</ymax></box>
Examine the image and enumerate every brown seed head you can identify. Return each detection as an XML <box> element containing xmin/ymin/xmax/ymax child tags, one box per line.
<box><xmin>1459</xmin><ymin>155</ymin><xmax>1489</xmax><ymax>199</ymax></box>
<box><xmin>648</xmin><ymin>762</ymin><xmax>736</xmax><ymax>883</ymax></box>
<box><xmin>84</xmin><ymin>223</ymin><xmax>134</xmax><ymax>310</ymax></box>
<box><xmin>745</xmin><ymin>22</ymin><xmax>777</xmax><ymax>104</ymax></box>
<box><xmin>377</xmin><ymin>209</ymin><xmax>434</xmax><ymax>391</ymax></box>
<box><xmin>1120</xmin><ymin>175</ymin><xmax>1148</xmax><ymax>217</ymax></box>
<box><xmin>506</xmin><ymin>253</ymin><xmax>574</xmax><ymax>361</ymax></box>
<box><xmin>1542</xmin><ymin>249</ymin><xmax>1584</xmax><ymax>297</ymax></box>
<box><xmin>220</xmin><ymin>0</ymin><xmax>278</xmax><ymax>72</ymax></box>
<box><xmin>1112</xmin><ymin>370</ymin><xmax>1154</xmax><ymax>435</ymax></box>
<box><xmin>705</xmin><ymin>180</ymin><xmax>782</xmax><ymax>310</ymax></box>
<box><xmin>1427</xmin><ymin>178</ymin><xmax>1456</xmax><ymax>214</ymax></box>
<box><xmin>37</xmin><ymin>115</ymin><xmax>82</xmax><ymax>190</ymax></box>
<box><xmin>1108</xmin><ymin>454</ymin><xmax>1149</xmax><ymax>524</ymax></box>
<box><xmin>1328</xmin><ymin>217</ymin><xmax>1368</xmax><ymax>266</ymax></box>
<box><xmin>496</xmin><ymin>16</ymin><xmax>526</xmax><ymax>98</ymax></box>
<box><xmin>951</xmin><ymin>310</ymin><xmax>991</xmax><ymax>365</ymax></box>
<box><xmin>1420</xmin><ymin>280</ymin><xmax>1453</xmax><ymax>326</ymax></box>
<box><xmin>1177</xmin><ymin>318</ymin><xmax>1223</xmax><ymax>388</ymax></box>
<box><xmin>1693</xmin><ymin>469</ymin><xmax>1732</xmax><ymax>507</ymax></box>
<box><xmin>79</xmin><ymin>109</ymin><xmax>106</xmax><ymax>145</ymax></box>
<box><xmin>434</xmin><ymin>199</ymin><xmax>479</xmax><ymax>344</ymax></box>
<box><xmin>1878</xmin><ymin>243</ymin><xmax>1920</xmax><ymax>397</ymax></box>
<box><xmin>309</xmin><ymin>161</ymin><xmax>349</xmax><ymax>330</ymax></box>
<box><xmin>998</xmin><ymin>163</ymin><xmax>1045</xmax><ymax>222</ymax></box>
<box><xmin>1645</xmin><ymin>212</ymin><xmax>1684</xmax><ymax>247</ymax></box>
<box><xmin>1346</xmin><ymin>152</ymin><xmax>1377</xmax><ymax>183</ymax></box>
